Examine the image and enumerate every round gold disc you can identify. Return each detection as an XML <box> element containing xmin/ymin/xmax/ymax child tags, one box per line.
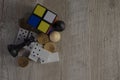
<box><xmin>44</xmin><ymin>42</ymin><xmax>56</xmax><ymax>53</ymax></box>
<box><xmin>49</xmin><ymin>31</ymin><xmax>61</xmax><ymax>42</ymax></box>
<box><xmin>17</xmin><ymin>56</ymin><xmax>29</xmax><ymax>68</ymax></box>
<box><xmin>37</xmin><ymin>33</ymin><xmax>49</xmax><ymax>44</ymax></box>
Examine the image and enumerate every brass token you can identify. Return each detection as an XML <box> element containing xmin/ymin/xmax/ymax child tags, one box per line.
<box><xmin>49</xmin><ymin>31</ymin><xmax>61</xmax><ymax>42</ymax></box>
<box><xmin>37</xmin><ymin>33</ymin><xmax>49</xmax><ymax>44</ymax></box>
<box><xmin>19</xmin><ymin>17</ymin><xmax>28</xmax><ymax>28</ymax></box>
<box><xmin>18</xmin><ymin>48</ymin><xmax>30</xmax><ymax>57</ymax></box>
<box><xmin>17</xmin><ymin>56</ymin><xmax>29</xmax><ymax>68</ymax></box>
<box><xmin>44</xmin><ymin>42</ymin><xmax>56</xmax><ymax>53</ymax></box>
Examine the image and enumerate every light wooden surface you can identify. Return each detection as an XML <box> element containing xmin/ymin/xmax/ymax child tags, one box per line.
<box><xmin>0</xmin><ymin>0</ymin><xmax>120</xmax><ymax>80</ymax></box>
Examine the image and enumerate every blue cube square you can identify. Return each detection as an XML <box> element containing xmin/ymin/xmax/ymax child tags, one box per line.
<box><xmin>28</xmin><ymin>14</ymin><xmax>41</xmax><ymax>28</ymax></box>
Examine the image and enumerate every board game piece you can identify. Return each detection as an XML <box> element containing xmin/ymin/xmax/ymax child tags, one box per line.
<box><xmin>27</xmin><ymin>4</ymin><xmax>57</xmax><ymax>34</ymax></box>
<box><xmin>15</xmin><ymin>28</ymin><xmax>37</xmax><ymax>44</ymax></box>
<box><xmin>44</xmin><ymin>42</ymin><xmax>56</xmax><ymax>52</ymax></box>
<box><xmin>49</xmin><ymin>31</ymin><xmax>61</xmax><ymax>42</ymax></box>
<box><xmin>46</xmin><ymin>52</ymin><xmax>59</xmax><ymax>63</ymax></box>
<box><xmin>37</xmin><ymin>33</ymin><xmax>49</xmax><ymax>44</ymax></box>
<box><xmin>17</xmin><ymin>56</ymin><xmax>29</xmax><ymax>68</ymax></box>
<box><xmin>15</xmin><ymin>28</ymin><xmax>29</xmax><ymax>44</ymax></box>
<box><xmin>28</xmin><ymin>43</ymin><xmax>41</xmax><ymax>62</ymax></box>
<box><xmin>52</xmin><ymin>20</ymin><xmax>65</xmax><ymax>32</ymax></box>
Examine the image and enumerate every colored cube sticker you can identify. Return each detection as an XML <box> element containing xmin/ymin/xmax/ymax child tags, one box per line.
<box><xmin>34</xmin><ymin>5</ymin><xmax>46</xmax><ymax>17</ymax></box>
<box><xmin>43</xmin><ymin>11</ymin><xmax>56</xmax><ymax>23</ymax></box>
<box><xmin>28</xmin><ymin>14</ymin><xmax>41</xmax><ymax>28</ymax></box>
<box><xmin>38</xmin><ymin>21</ymin><xmax>50</xmax><ymax>33</ymax></box>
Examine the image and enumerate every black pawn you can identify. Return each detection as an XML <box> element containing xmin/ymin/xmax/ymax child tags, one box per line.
<box><xmin>53</xmin><ymin>20</ymin><xmax>65</xmax><ymax>32</ymax></box>
<box><xmin>7</xmin><ymin>36</ymin><xmax>35</xmax><ymax>57</ymax></box>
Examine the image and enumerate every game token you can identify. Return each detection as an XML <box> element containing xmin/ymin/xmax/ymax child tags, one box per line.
<box><xmin>49</xmin><ymin>31</ymin><xmax>61</xmax><ymax>42</ymax></box>
<box><xmin>17</xmin><ymin>56</ymin><xmax>29</xmax><ymax>68</ymax></box>
<box><xmin>44</xmin><ymin>42</ymin><xmax>56</xmax><ymax>52</ymax></box>
<box><xmin>37</xmin><ymin>33</ymin><xmax>49</xmax><ymax>44</ymax></box>
<box><xmin>52</xmin><ymin>20</ymin><xmax>65</xmax><ymax>32</ymax></box>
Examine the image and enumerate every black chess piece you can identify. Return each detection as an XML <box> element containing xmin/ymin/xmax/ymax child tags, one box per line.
<box><xmin>52</xmin><ymin>20</ymin><xmax>65</xmax><ymax>32</ymax></box>
<box><xmin>7</xmin><ymin>36</ymin><xmax>35</xmax><ymax>57</ymax></box>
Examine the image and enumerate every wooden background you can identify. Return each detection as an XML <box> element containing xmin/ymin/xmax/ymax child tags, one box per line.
<box><xmin>0</xmin><ymin>0</ymin><xmax>120</xmax><ymax>80</ymax></box>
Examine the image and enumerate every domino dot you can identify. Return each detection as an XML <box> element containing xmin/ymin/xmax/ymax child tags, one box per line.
<box><xmin>42</xmin><ymin>60</ymin><xmax>44</xmax><ymax>62</ymax></box>
<box><xmin>36</xmin><ymin>44</ymin><xmax>38</xmax><ymax>46</ymax></box>
<box><xmin>25</xmin><ymin>31</ymin><xmax>27</xmax><ymax>33</ymax></box>
<box><xmin>34</xmin><ymin>47</ymin><xmax>37</xmax><ymax>49</ymax></box>
<box><xmin>33</xmin><ymin>51</ymin><xmax>35</xmax><ymax>53</ymax></box>
<box><xmin>39</xmin><ymin>49</ymin><xmax>40</xmax><ymax>51</ymax></box>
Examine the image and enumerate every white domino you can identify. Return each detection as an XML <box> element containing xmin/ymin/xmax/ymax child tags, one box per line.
<box><xmin>15</xmin><ymin>28</ymin><xmax>29</xmax><ymax>44</ymax></box>
<box><xmin>28</xmin><ymin>42</ymin><xmax>47</xmax><ymax>62</ymax></box>
<box><xmin>38</xmin><ymin>49</ymin><xmax>51</xmax><ymax>64</ymax></box>
<box><xmin>28</xmin><ymin>31</ymin><xmax>38</xmax><ymax>41</ymax></box>
<box><xmin>29</xmin><ymin>53</ymin><xmax>38</xmax><ymax>62</ymax></box>
<box><xmin>46</xmin><ymin>52</ymin><xmax>59</xmax><ymax>63</ymax></box>
<box><xmin>24</xmin><ymin>42</ymin><xmax>42</xmax><ymax>51</ymax></box>
<box><xmin>28</xmin><ymin>42</ymin><xmax>59</xmax><ymax>63</ymax></box>
<box><xmin>15</xmin><ymin>28</ymin><xmax>38</xmax><ymax>44</ymax></box>
<box><xmin>39</xmin><ymin>52</ymin><xmax>59</xmax><ymax>64</ymax></box>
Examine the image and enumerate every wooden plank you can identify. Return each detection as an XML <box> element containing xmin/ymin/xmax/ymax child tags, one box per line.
<box><xmin>0</xmin><ymin>0</ymin><xmax>3</xmax><ymax>21</ymax></box>
<box><xmin>88</xmin><ymin>0</ymin><xmax>120</xmax><ymax>80</ymax></box>
<box><xmin>60</xmin><ymin>0</ymin><xmax>91</xmax><ymax>80</ymax></box>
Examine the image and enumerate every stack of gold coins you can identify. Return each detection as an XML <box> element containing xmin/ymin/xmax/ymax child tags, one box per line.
<box><xmin>37</xmin><ymin>33</ymin><xmax>49</xmax><ymax>44</ymax></box>
<box><xmin>44</xmin><ymin>42</ymin><xmax>56</xmax><ymax>53</ymax></box>
<box><xmin>17</xmin><ymin>56</ymin><xmax>29</xmax><ymax>68</ymax></box>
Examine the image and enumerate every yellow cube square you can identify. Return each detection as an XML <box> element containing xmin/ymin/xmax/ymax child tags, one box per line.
<box><xmin>34</xmin><ymin>5</ymin><xmax>46</xmax><ymax>17</ymax></box>
<box><xmin>38</xmin><ymin>21</ymin><xmax>50</xmax><ymax>33</ymax></box>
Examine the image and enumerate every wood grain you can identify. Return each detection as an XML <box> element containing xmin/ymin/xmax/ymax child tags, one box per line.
<box><xmin>0</xmin><ymin>0</ymin><xmax>120</xmax><ymax>80</ymax></box>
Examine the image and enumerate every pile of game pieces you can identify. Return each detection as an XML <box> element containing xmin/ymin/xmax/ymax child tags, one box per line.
<box><xmin>7</xmin><ymin>4</ymin><xmax>65</xmax><ymax>68</ymax></box>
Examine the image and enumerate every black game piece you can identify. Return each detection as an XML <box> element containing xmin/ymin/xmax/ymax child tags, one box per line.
<box><xmin>7</xmin><ymin>36</ymin><xmax>35</xmax><ymax>57</ymax></box>
<box><xmin>52</xmin><ymin>20</ymin><xmax>65</xmax><ymax>32</ymax></box>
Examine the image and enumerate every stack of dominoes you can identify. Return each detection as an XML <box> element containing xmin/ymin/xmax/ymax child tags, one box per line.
<box><xmin>7</xmin><ymin>4</ymin><xmax>65</xmax><ymax>68</ymax></box>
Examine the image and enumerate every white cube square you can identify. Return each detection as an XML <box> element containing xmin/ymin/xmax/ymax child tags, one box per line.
<box><xmin>44</xmin><ymin>11</ymin><xmax>56</xmax><ymax>23</ymax></box>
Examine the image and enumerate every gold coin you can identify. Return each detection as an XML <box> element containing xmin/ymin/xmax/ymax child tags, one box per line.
<box><xmin>18</xmin><ymin>48</ymin><xmax>30</xmax><ymax>57</ymax></box>
<box><xmin>44</xmin><ymin>42</ymin><xmax>56</xmax><ymax>53</ymax></box>
<box><xmin>17</xmin><ymin>56</ymin><xmax>29</xmax><ymax>68</ymax></box>
<box><xmin>49</xmin><ymin>31</ymin><xmax>61</xmax><ymax>42</ymax></box>
<box><xmin>19</xmin><ymin>17</ymin><xmax>28</xmax><ymax>27</ymax></box>
<box><xmin>37</xmin><ymin>33</ymin><xmax>49</xmax><ymax>44</ymax></box>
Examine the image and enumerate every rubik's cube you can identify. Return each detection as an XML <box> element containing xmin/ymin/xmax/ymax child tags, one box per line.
<box><xmin>27</xmin><ymin>4</ymin><xmax>57</xmax><ymax>34</ymax></box>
